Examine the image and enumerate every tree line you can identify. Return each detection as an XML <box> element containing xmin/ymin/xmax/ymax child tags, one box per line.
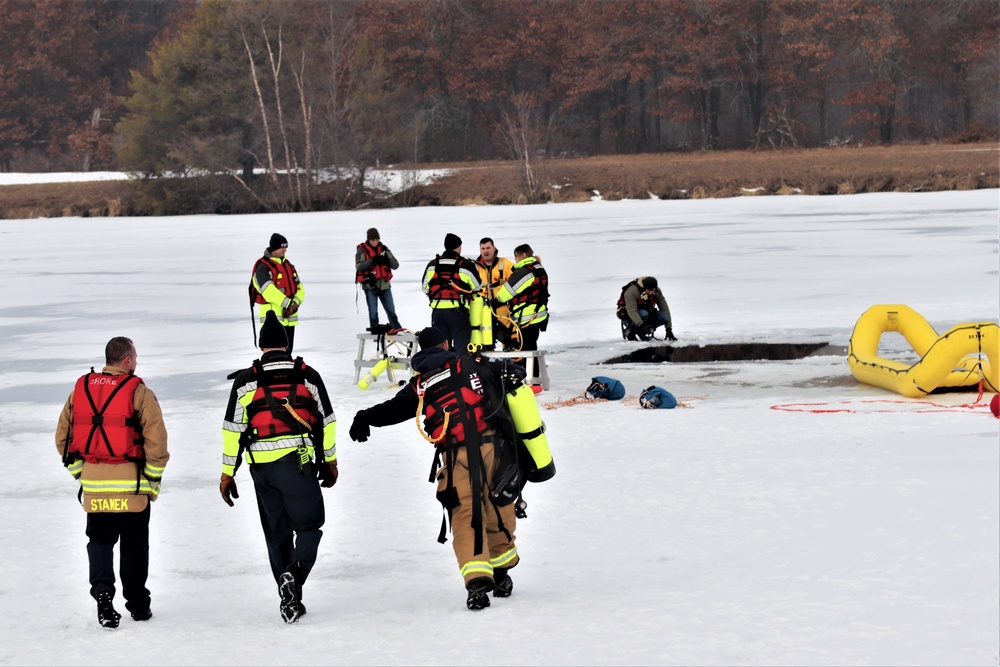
<box><xmin>1</xmin><ymin>0</ymin><xmax>996</xmax><ymax>210</ymax></box>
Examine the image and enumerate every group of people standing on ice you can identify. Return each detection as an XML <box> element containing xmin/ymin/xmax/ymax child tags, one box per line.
<box><xmin>54</xmin><ymin>228</ymin><xmax>576</xmax><ymax>627</ymax></box>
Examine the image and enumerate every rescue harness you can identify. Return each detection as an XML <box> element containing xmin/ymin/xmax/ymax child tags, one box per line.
<box><xmin>237</xmin><ymin>357</ymin><xmax>319</xmax><ymax>474</ymax></box>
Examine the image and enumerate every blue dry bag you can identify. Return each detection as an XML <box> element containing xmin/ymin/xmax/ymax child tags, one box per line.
<box><xmin>587</xmin><ymin>376</ymin><xmax>625</xmax><ymax>400</ymax></box>
<box><xmin>639</xmin><ymin>386</ymin><xmax>677</xmax><ymax>409</ymax></box>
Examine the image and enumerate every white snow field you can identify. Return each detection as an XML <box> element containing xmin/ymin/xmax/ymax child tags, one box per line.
<box><xmin>0</xmin><ymin>188</ymin><xmax>997</xmax><ymax>666</ymax></box>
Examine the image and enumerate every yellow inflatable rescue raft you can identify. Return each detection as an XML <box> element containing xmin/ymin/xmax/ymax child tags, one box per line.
<box><xmin>847</xmin><ymin>304</ymin><xmax>999</xmax><ymax>397</ymax></box>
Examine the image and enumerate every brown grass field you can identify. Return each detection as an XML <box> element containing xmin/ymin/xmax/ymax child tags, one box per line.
<box><xmin>1</xmin><ymin>142</ymin><xmax>997</xmax><ymax>218</ymax></box>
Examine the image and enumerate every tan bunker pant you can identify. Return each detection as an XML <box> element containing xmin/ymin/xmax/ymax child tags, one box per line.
<box><xmin>436</xmin><ymin>437</ymin><xmax>519</xmax><ymax>586</ymax></box>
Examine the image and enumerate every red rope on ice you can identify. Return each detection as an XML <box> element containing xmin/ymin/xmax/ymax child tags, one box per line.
<box><xmin>771</xmin><ymin>376</ymin><xmax>995</xmax><ymax>414</ymax></box>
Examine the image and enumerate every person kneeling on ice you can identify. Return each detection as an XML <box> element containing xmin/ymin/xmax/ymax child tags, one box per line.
<box><xmin>349</xmin><ymin>326</ymin><xmax>555</xmax><ymax>611</ymax></box>
<box><xmin>218</xmin><ymin>311</ymin><xmax>339</xmax><ymax>624</ymax></box>
<box><xmin>616</xmin><ymin>276</ymin><xmax>676</xmax><ymax>341</ymax></box>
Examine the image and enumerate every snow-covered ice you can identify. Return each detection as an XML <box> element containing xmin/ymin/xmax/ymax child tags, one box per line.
<box><xmin>1</xmin><ymin>187</ymin><xmax>997</xmax><ymax>665</ymax></box>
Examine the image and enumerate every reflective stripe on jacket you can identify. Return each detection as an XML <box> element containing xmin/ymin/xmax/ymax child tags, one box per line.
<box><xmin>253</xmin><ymin>253</ymin><xmax>304</xmax><ymax>326</ymax></box>
<box><xmin>496</xmin><ymin>256</ymin><xmax>549</xmax><ymax>326</ymax></box>
<box><xmin>55</xmin><ymin>366</ymin><xmax>169</xmax><ymax>506</ymax></box>
<box><xmin>422</xmin><ymin>252</ymin><xmax>482</xmax><ymax>309</ymax></box>
<box><xmin>221</xmin><ymin>351</ymin><xmax>337</xmax><ymax>477</ymax></box>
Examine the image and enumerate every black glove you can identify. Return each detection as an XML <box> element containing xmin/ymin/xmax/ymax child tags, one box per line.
<box><xmin>283</xmin><ymin>301</ymin><xmax>299</xmax><ymax>317</ymax></box>
<box><xmin>665</xmin><ymin>326</ymin><xmax>677</xmax><ymax>341</ymax></box>
<box><xmin>640</xmin><ymin>325</ymin><xmax>655</xmax><ymax>341</ymax></box>
<box><xmin>220</xmin><ymin>474</ymin><xmax>239</xmax><ymax>507</ymax></box>
<box><xmin>318</xmin><ymin>461</ymin><xmax>339</xmax><ymax>488</ymax></box>
<box><xmin>349</xmin><ymin>410</ymin><xmax>370</xmax><ymax>442</ymax></box>
<box><xmin>487</xmin><ymin>297</ymin><xmax>501</xmax><ymax>310</ymax></box>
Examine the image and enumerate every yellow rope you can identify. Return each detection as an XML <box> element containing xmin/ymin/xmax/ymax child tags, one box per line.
<box><xmin>281</xmin><ymin>399</ymin><xmax>312</xmax><ymax>431</ymax></box>
<box><xmin>415</xmin><ymin>391</ymin><xmax>450</xmax><ymax>443</ymax></box>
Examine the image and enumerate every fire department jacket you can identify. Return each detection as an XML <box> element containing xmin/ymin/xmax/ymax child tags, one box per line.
<box><xmin>253</xmin><ymin>250</ymin><xmax>305</xmax><ymax>327</ymax></box>
<box><xmin>422</xmin><ymin>251</ymin><xmax>483</xmax><ymax>309</ymax></box>
<box><xmin>495</xmin><ymin>256</ymin><xmax>549</xmax><ymax>327</ymax></box>
<box><xmin>55</xmin><ymin>365</ymin><xmax>169</xmax><ymax>512</ymax></box>
<box><xmin>221</xmin><ymin>350</ymin><xmax>337</xmax><ymax>477</ymax></box>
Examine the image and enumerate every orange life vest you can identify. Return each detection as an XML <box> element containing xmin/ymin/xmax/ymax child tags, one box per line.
<box><xmin>244</xmin><ymin>358</ymin><xmax>319</xmax><ymax>441</ymax></box>
<box><xmin>416</xmin><ymin>356</ymin><xmax>490</xmax><ymax>447</ymax></box>
<box><xmin>69</xmin><ymin>372</ymin><xmax>144</xmax><ymax>464</ymax></box>
<box><xmin>251</xmin><ymin>256</ymin><xmax>300</xmax><ymax>305</ymax></box>
<box><xmin>356</xmin><ymin>241</ymin><xmax>393</xmax><ymax>285</ymax></box>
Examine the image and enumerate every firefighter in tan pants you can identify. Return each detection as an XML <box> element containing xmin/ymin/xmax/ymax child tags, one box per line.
<box><xmin>348</xmin><ymin>326</ymin><xmax>521</xmax><ymax>610</ymax></box>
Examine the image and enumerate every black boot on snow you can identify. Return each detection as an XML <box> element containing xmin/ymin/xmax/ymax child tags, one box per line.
<box><xmin>130</xmin><ymin>609</ymin><xmax>153</xmax><ymax>621</ymax></box>
<box><xmin>96</xmin><ymin>591</ymin><xmax>121</xmax><ymax>629</ymax></box>
<box><xmin>278</xmin><ymin>571</ymin><xmax>303</xmax><ymax>624</ymax></box>
<box><xmin>466</xmin><ymin>577</ymin><xmax>493</xmax><ymax>611</ymax></box>
<box><xmin>493</xmin><ymin>568</ymin><xmax>513</xmax><ymax>598</ymax></box>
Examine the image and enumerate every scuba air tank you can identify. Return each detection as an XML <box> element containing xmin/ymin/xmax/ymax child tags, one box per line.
<box><xmin>469</xmin><ymin>295</ymin><xmax>483</xmax><ymax>350</ymax></box>
<box><xmin>358</xmin><ymin>358</ymin><xmax>390</xmax><ymax>389</ymax></box>
<box><xmin>480</xmin><ymin>298</ymin><xmax>493</xmax><ymax>347</ymax></box>
<box><xmin>506</xmin><ymin>383</ymin><xmax>555</xmax><ymax>482</ymax></box>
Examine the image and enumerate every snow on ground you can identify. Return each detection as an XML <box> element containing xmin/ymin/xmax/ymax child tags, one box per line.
<box><xmin>0</xmin><ymin>168</ymin><xmax>452</xmax><ymax>193</ymax></box>
<box><xmin>0</xmin><ymin>188</ymin><xmax>997</xmax><ymax>666</ymax></box>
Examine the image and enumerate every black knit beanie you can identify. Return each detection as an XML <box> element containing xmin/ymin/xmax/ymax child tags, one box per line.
<box><xmin>641</xmin><ymin>276</ymin><xmax>658</xmax><ymax>291</ymax></box>
<box><xmin>444</xmin><ymin>233</ymin><xmax>462</xmax><ymax>251</ymax></box>
<box><xmin>259</xmin><ymin>310</ymin><xmax>289</xmax><ymax>349</ymax></box>
<box><xmin>269</xmin><ymin>233</ymin><xmax>288</xmax><ymax>252</ymax></box>
<box><xmin>417</xmin><ymin>326</ymin><xmax>447</xmax><ymax>349</ymax></box>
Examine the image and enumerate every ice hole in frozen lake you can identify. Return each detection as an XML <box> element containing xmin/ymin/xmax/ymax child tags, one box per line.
<box><xmin>602</xmin><ymin>342</ymin><xmax>835</xmax><ymax>364</ymax></box>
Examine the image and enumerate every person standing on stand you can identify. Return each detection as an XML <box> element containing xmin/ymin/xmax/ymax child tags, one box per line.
<box><xmin>422</xmin><ymin>233</ymin><xmax>483</xmax><ymax>354</ymax></box>
<box><xmin>219</xmin><ymin>311</ymin><xmax>339</xmax><ymax>624</ymax></box>
<box><xmin>56</xmin><ymin>336</ymin><xmax>170</xmax><ymax>628</ymax></box>
<box><xmin>250</xmin><ymin>232</ymin><xmax>305</xmax><ymax>353</ymax></box>
<box><xmin>355</xmin><ymin>227</ymin><xmax>402</xmax><ymax>332</ymax></box>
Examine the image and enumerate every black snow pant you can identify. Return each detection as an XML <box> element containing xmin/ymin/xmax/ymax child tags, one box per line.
<box><xmin>249</xmin><ymin>454</ymin><xmax>325</xmax><ymax>587</ymax></box>
<box><xmin>431</xmin><ymin>307</ymin><xmax>471</xmax><ymax>354</ymax></box>
<box><xmin>284</xmin><ymin>326</ymin><xmax>296</xmax><ymax>354</ymax></box>
<box><xmin>86</xmin><ymin>504</ymin><xmax>151</xmax><ymax>614</ymax></box>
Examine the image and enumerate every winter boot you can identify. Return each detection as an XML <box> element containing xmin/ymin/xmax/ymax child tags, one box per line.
<box><xmin>130</xmin><ymin>609</ymin><xmax>153</xmax><ymax>622</ymax></box>
<box><xmin>493</xmin><ymin>568</ymin><xmax>513</xmax><ymax>598</ymax></box>
<box><xmin>466</xmin><ymin>577</ymin><xmax>493</xmax><ymax>611</ymax></box>
<box><xmin>278</xmin><ymin>571</ymin><xmax>303</xmax><ymax>624</ymax></box>
<box><xmin>96</xmin><ymin>591</ymin><xmax>121</xmax><ymax>629</ymax></box>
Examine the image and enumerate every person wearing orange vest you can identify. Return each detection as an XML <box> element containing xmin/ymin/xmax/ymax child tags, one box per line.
<box><xmin>219</xmin><ymin>311</ymin><xmax>339</xmax><ymax>624</ymax></box>
<box><xmin>475</xmin><ymin>237</ymin><xmax>514</xmax><ymax>348</ymax></box>
<box><xmin>55</xmin><ymin>336</ymin><xmax>169</xmax><ymax>628</ymax></box>
<box><xmin>251</xmin><ymin>232</ymin><xmax>305</xmax><ymax>352</ymax></box>
<box><xmin>355</xmin><ymin>227</ymin><xmax>401</xmax><ymax>331</ymax></box>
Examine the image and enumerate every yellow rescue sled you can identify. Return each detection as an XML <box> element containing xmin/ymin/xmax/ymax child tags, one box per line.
<box><xmin>847</xmin><ymin>304</ymin><xmax>999</xmax><ymax>397</ymax></box>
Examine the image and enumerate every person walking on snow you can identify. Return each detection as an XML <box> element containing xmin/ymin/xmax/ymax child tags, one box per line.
<box><xmin>355</xmin><ymin>227</ymin><xmax>402</xmax><ymax>332</ymax></box>
<box><xmin>348</xmin><ymin>326</ymin><xmax>528</xmax><ymax>611</ymax></box>
<box><xmin>56</xmin><ymin>336</ymin><xmax>170</xmax><ymax>628</ymax></box>
<box><xmin>251</xmin><ymin>232</ymin><xmax>305</xmax><ymax>352</ymax></box>
<box><xmin>219</xmin><ymin>311</ymin><xmax>339</xmax><ymax>624</ymax></box>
